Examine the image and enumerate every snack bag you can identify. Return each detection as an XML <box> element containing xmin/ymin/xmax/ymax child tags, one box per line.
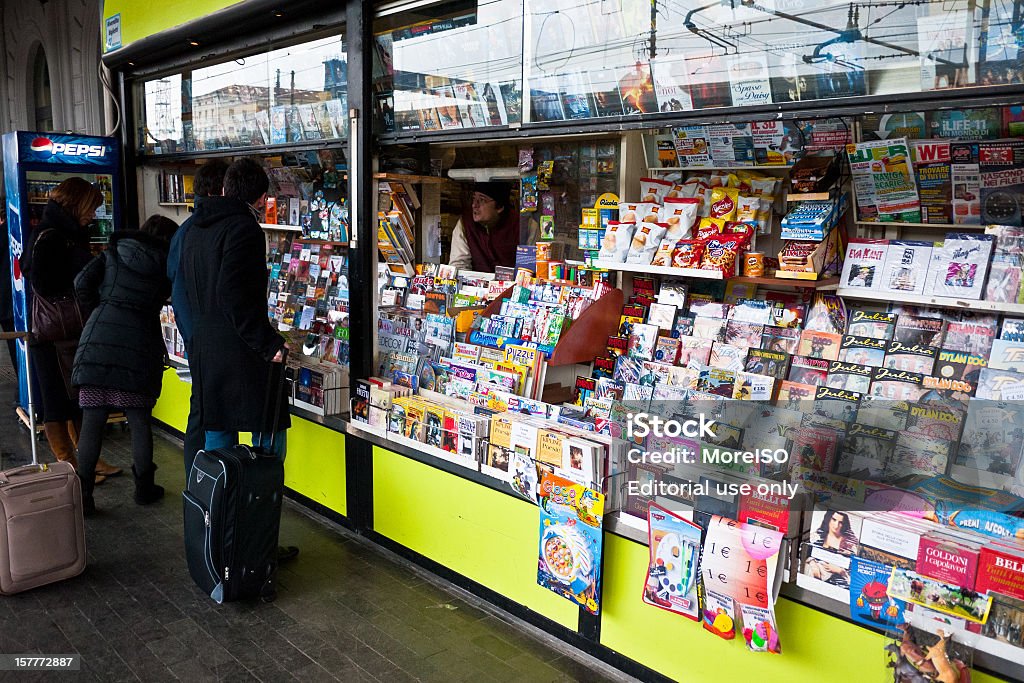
<box><xmin>639</xmin><ymin>177</ymin><xmax>674</xmax><ymax>204</ymax></box>
<box><xmin>736</xmin><ymin>195</ymin><xmax>759</xmax><ymax>223</ymax></box>
<box><xmin>750</xmin><ymin>177</ymin><xmax>778</xmax><ymax>197</ymax></box>
<box><xmin>709</xmin><ymin>173</ymin><xmax>736</xmax><ymax>188</ymax></box>
<box><xmin>666</xmin><ymin>183</ymin><xmax>693</xmax><ymax>199</ymax></box>
<box><xmin>700</xmin><ymin>237</ymin><xmax>743</xmax><ymax>277</ymax></box>
<box><xmin>626</xmin><ymin>222</ymin><xmax>669</xmax><ymax>264</ymax></box>
<box><xmin>672</xmin><ymin>240</ymin><xmax>705</xmax><ymax>268</ymax></box>
<box><xmin>723</xmin><ymin>222</ymin><xmax>755</xmax><ymax>245</ymax></box>
<box><xmin>651</xmin><ymin>239</ymin><xmax>678</xmax><ymax>267</ymax></box>
<box><xmin>618</xmin><ymin>202</ymin><xmax>641</xmax><ymax>224</ymax></box>
<box><xmin>597</xmin><ymin>221</ymin><xmax>635</xmax><ymax>262</ymax></box>
<box><xmin>635</xmin><ymin>202</ymin><xmax>661</xmax><ymax>224</ymax></box>
<box><xmin>709</xmin><ymin>187</ymin><xmax>740</xmax><ymax>228</ymax></box>
<box><xmin>695</xmin><ymin>218</ymin><xmax>721</xmax><ymax>242</ymax></box>
<box><xmin>663</xmin><ymin>197</ymin><xmax>700</xmax><ymax>241</ymax></box>
<box><xmin>755</xmin><ymin>197</ymin><xmax>774</xmax><ymax>235</ymax></box>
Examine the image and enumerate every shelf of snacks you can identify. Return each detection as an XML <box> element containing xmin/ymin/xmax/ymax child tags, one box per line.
<box><xmin>590</xmin><ymin>260</ymin><xmax>724</xmax><ymax>280</ymax></box>
<box><xmin>854</xmin><ymin>220</ymin><xmax>979</xmax><ymax>230</ymax></box>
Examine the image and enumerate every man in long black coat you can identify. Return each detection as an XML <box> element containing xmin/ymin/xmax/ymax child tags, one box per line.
<box><xmin>183</xmin><ymin>158</ymin><xmax>289</xmax><ymax>445</ymax></box>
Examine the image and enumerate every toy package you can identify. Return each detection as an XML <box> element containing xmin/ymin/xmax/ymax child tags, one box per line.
<box><xmin>643</xmin><ymin>504</ymin><xmax>702</xmax><ymax>620</ymax></box>
<box><xmin>537</xmin><ymin>472</ymin><xmax>605</xmax><ymax>615</ymax></box>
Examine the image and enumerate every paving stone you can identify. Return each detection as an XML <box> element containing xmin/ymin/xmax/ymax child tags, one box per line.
<box><xmin>0</xmin><ymin>356</ymin><xmax>623</xmax><ymax>683</ymax></box>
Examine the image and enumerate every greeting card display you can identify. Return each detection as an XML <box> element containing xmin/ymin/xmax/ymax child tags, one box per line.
<box><xmin>537</xmin><ymin>472</ymin><xmax>605</xmax><ymax>615</ymax></box>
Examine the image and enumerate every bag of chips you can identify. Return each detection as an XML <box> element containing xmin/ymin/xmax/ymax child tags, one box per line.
<box><xmin>695</xmin><ymin>217</ymin><xmax>721</xmax><ymax>242</ymax></box>
<box><xmin>639</xmin><ymin>177</ymin><xmax>674</xmax><ymax>204</ymax></box>
<box><xmin>736</xmin><ymin>195</ymin><xmax>759</xmax><ymax>223</ymax></box>
<box><xmin>699</xmin><ymin>237</ymin><xmax>743</xmax><ymax>277</ymax></box>
<box><xmin>662</xmin><ymin>197</ymin><xmax>700</xmax><ymax>241</ymax></box>
<box><xmin>597</xmin><ymin>221</ymin><xmax>635</xmax><ymax>262</ymax></box>
<box><xmin>750</xmin><ymin>177</ymin><xmax>778</xmax><ymax>197</ymax></box>
<box><xmin>709</xmin><ymin>187</ymin><xmax>739</xmax><ymax>228</ymax></box>
<box><xmin>722</xmin><ymin>221</ymin><xmax>755</xmax><ymax>245</ymax></box>
<box><xmin>672</xmin><ymin>240</ymin><xmax>705</xmax><ymax>268</ymax></box>
<box><xmin>626</xmin><ymin>222</ymin><xmax>669</xmax><ymax>264</ymax></box>
<box><xmin>618</xmin><ymin>202</ymin><xmax>641</xmax><ymax>224</ymax></box>
<box><xmin>650</xmin><ymin>239</ymin><xmax>678</xmax><ymax>267</ymax></box>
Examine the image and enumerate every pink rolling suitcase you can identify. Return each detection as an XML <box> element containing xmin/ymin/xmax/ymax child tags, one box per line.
<box><xmin>0</xmin><ymin>332</ymin><xmax>85</xmax><ymax>595</ymax></box>
<box><xmin>0</xmin><ymin>461</ymin><xmax>86</xmax><ymax>594</ymax></box>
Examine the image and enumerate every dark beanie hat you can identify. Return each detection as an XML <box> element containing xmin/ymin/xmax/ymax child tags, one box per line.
<box><xmin>474</xmin><ymin>181</ymin><xmax>512</xmax><ymax>210</ymax></box>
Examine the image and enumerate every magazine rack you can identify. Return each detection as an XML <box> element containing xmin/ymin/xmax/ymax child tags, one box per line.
<box><xmin>480</xmin><ymin>286</ymin><xmax>625</xmax><ymax>367</ymax></box>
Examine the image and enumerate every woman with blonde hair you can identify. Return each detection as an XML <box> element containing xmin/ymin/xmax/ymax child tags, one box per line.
<box><xmin>21</xmin><ymin>177</ymin><xmax>121</xmax><ymax>482</ymax></box>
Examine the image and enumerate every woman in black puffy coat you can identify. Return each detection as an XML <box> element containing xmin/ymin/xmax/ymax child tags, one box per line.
<box><xmin>72</xmin><ymin>215</ymin><xmax>177</xmax><ymax>515</ymax></box>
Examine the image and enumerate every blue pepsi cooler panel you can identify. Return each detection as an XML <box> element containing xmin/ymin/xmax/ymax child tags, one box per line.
<box><xmin>3</xmin><ymin>131</ymin><xmax>123</xmax><ymax>409</ymax></box>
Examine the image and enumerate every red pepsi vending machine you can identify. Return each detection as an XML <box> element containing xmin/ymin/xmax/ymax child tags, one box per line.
<box><xmin>2</xmin><ymin>131</ymin><xmax>123</xmax><ymax>414</ymax></box>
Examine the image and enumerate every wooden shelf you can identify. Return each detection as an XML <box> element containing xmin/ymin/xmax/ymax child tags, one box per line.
<box><xmin>854</xmin><ymin>220</ymin><xmax>982</xmax><ymax>230</ymax></box>
<box><xmin>373</xmin><ymin>173</ymin><xmax>446</xmax><ymax>184</ymax></box>
<box><xmin>733</xmin><ymin>275</ymin><xmax>840</xmax><ymax>290</ymax></box>
<box><xmin>647</xmin><ymin>165</ymin><xmax>792</xmax><ymax>172</ymax></box>
<box><xmin>836</xmin><ymin>288</ymin><xmax>1024</xmax><ymax>314</ymax></box>
<box><xmin>590</xmin><ymin>260</ymin><xmax>724</xmax><ymax>280</ymax></box>
<box><xmin>260</xmin><ymin>223</ymin><xmax>302</xmax><ymax>232</ymax></box>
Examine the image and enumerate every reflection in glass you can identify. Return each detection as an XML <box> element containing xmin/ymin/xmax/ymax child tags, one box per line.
<box><xmin>138</xmin><ymin>35</ymin><xmax>348</xmax><ymax>155</ymax></box>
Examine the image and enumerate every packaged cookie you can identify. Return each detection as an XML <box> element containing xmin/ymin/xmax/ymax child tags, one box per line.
<box><xmin>626</xmin><ymin>222</ymin><xmax>669</xmax><ymax>264</ymax></box>
<box><xmin>672</xmin><ymin>240</ymin><xmax>705</xmax><ymax>268</ymax></box>
<box><xmin>650</xmin><ymin>239</ymin><xmax>678</xmax><ymax>267</ymax></box>
<box><xmin>662</xmin><ymin>197</ymin><xmax>700</xmax><ymax>241</ymax></box>
<box><xmin>639</xmin><ymin>177</ymin><xmax>674</xmax><ymax>204</ymax></box>
<box><xmin>597</xmin><ymin>221</ymin><xmax>635</xmax><ymax>262</ymax></box>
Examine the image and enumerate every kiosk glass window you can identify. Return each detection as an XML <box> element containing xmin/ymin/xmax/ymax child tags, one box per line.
<box><xmin>136</xmin><ymin>34</ymin><xmax>348</xmax><ymax>155</ymax></box>
<box><xmin>374</xmin><ymin>1</ymin><xmax>526</xmax><ymax>132</ymax></box>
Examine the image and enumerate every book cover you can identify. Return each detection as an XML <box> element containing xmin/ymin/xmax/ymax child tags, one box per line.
<box><xmin>653</xmin><ymin>337</ymin><xmax>681</xmax><ymax>365</ymax></box>
<box><xmin>849</xmin><ymin>557</ymin><xmax>906</xmax><ymax>632</ymax></box>
<box><xmin>629</xmin><ymin>323</ymin><xmax>660</xmax><ymax>361</ymax></box>
<box><xmin>916</xmin><ymin>535</ymin><xmax>980</xmax><ymax>589</ymax></box>
<box><xmin>836</xmin><ymin>423</ymin><xmax>897</xmax><ymax>480</ymax></box>
<box><xmin>840</xmin><ymin>239</ymin><xmax>888</xmax><ymax>291</ymax></box>
<box><xmin>724</xmin><ymin>321</ymin><xmax>764</xmax><ymax>349</ymax></box>
<box><xmin>617</xmin><ymin>63</ymin><xmax>658</xmax><ymax>114</ymax></box>
<box><xmin>870</xmin><ymin>367</ymin><xmax>927</xmax><ymax>401</ymax></box>
<box><xmin>976</xmin><ymin>546</ymin><xmax>1024</xmax><ymax>601</ymax></box>
<box><xmin>677</xmin><ymin>337</ymin><xmax>714</xmax><ymax>366</ymax></box>
<box><xmin>934</xmin><ymin>348</ymin><xmax>987</xmax><ymax>387</ymax></box>
<box><xmin>732</xmin><ymin>372</ymin><xmax>774</xmax><ymax>401</ymax></box>
<box><xmin>894</xmin><ymin>316</ymin><xmax>946</xmax><ymax>348</ymax></box>
<box><xmin>776</xmin><ymin>380</ymin><xmax>817</xmax><ymax>409</ymax></box>
<box><xmin>650</xmin><ymin>57</ymin><xmax>694</xmax><ymax>113</ymax></box>
<box><xmin>943</xmin><ymin>320</ymin><xmax>997</xmax><ymax>355</ymax></box>
<box><xmin>975</xmin><ymin>367</ymin><xmax>1024</xmax><ymax>399</ymax></box>
<box><xmin>587</xmin><ymin>68</ymin><xmax>625</xmax><ymax>117</ymax></box>
<box><xmin>745</xmin><ymin>349</ymin><xmax>790</xmax><ymax>379</ymax></box>
<box><xmin>558</xmin><ymin>72</ymin><xmax>594</xmax><ymax>120</ymax></box>
<box><xmin>884</xmin><ymin>340</ymin><xmax>938</xmax><ymax>375</ymax></box>
<box><xmin>989</xmin><ymin>339</ymin><xmax>1024</xmax><ymax>372</ymax></box>
<box><xmin>788</xmin><ymin>356</ymin><xmax>830</xmax><ymax>386</ymax></box>
<box><xmin>537</xmin><ymin>472</ymin><xmax>605</xmax><ymax>615</ymax></box>
<box><xmin>926</xmin><ymin>233</ymin><xmax>995</xmax><ymax>300</ymax></box>
<box><xmin>787</xmin><ymin>426</ymin><xmax>840</xmax><ymax>473</ymax></box>
<box><xmin>826</xmin><ymin>361</ymin><xmax>873</xmax><ymax>393</ymax></box>
<box><xmin>692</xmin><ymin>317</ymin><xmax>727</xmax><ymax>342</ymax></box>
<box><xmin>886</xmin><ymin>431</ymin><xmax>951</xmax><ymax>479</ymax></box>
<box><xmin>797</xmin><ymin>331</ymin><xmax>842</xmax><ymax>361</ymax></box>
<box><xmin>847</xmin><ymin>310</ymin><xmax>897</xmax><ymax>340</ymax></box>
<box><xmin>761</xmin><ymin>327</ymin><xmax>800</xmax><ymax>354</ymax></box>
<box><xmin>814</xmin><ymin>385</ymin><xmax>862</xmax><ymax>424</ymax></box>
<box><xmin>1002</xmin><ymin>318</ymin><xmax>1024</xmax><ymax>341</ymax></box>
<box><xmin>709</xmin><ymin>343</ymin><xmax>747</xmax><ymax>372</ymax></box>
<box><xmin>878</xmin><ymin>241</ymin><xmax>934</xmax><ymax>295</ymax></box>
<box><xmin>911</xmin><ymin>140</ymin><xmax>954</xmax><ymax>224</ymax></box>
<box><xmin>728</xmin><ymin>53</ymin><xmax>773</xmax><ymax>106</ymax></box>
<box><xmin>698</xmin><ymin>368</ymin><xmax>737</xmax><ymax>397</ymax></box>
<box><xmin>927</xmin><ymin>108</ymin><xmax>1002</xmax><ymax>140</ymax></box>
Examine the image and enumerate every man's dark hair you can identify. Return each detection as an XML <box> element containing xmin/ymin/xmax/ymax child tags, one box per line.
<box><xmin>222</xmin><ymin>158</ymin><xmax>270</xmax><ymax>205</ymax></box>
<box><xmin>193</xmin><ymin>160</ymin><xmax>229</xmax><ymax>198</ymax></box>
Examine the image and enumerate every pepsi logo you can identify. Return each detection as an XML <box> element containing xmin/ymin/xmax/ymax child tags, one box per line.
<box><xmin>30</xmin><ymin>137</ymin><xmax>52</xmax><ymax>153</ymax></box>
<box><xmin>28</xmin><ymin>136</ymin><xmax>107</xmax><ymax>158</ymax></box>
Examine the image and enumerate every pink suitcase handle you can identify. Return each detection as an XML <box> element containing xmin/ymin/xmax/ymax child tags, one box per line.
<box><xmin>0</xmin><ymin>463</ymin><xmax>55</xmax><ymax>484</ymax></box>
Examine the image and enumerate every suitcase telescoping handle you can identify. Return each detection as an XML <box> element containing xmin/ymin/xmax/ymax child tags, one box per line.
<box><xmin>261</xmin><ymin>346</ymin><xmax>290</xmax><ymax>454</ymax></box>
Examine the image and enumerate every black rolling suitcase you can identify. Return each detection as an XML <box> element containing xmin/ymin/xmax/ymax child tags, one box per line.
<box><xmin>182</xmin><ymin>357</ymin><xmax>287</xmax><ymax>603</ymax></box>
